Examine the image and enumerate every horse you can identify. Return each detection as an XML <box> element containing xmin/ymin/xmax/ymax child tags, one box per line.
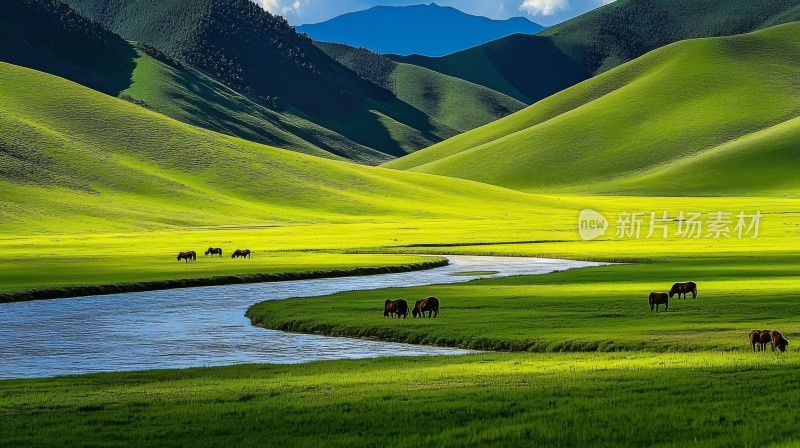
<box><xmin>231</xmin><ymin>249</ymin><xmax>251</xmax><ymax>259</ymax></box>
<box><xmin>758</xmin><ymin>330</ymin><xmax>773</xmax><ymax>352</ymax></box>
<box><xmin>771</xmin><ymin>330</ymin><xmax>789</xmax><ymax>352</ymax></box>
<box><xmin>205</xmin><ymin>247</ymin><xmax>223</xmax><ymax>258</ymax></box>
<box><xmin>749</xmin><ymin>330</ymin><xmax>762</xmax><ymax>352</ymax></box>
<box><xmin>669</xmin><ymin>282</ymin><xmax>697</xmax><ymax>299</ymax></box>
<box><xmin>412</xmin><ymin>296</ymin><xmax>440</xmax><ymax>318</ymax></box>
<box><xmin>384</xmin><ymin>299</ymin><xmax>409</xmax><ymax>318</ymax></box>
<box><xmin>177</xmin><ymin>251</ymin><xmax>196</xmax><ymax>263</ymax></box>
<box><xmin>648</xmin><ymin>292</ymin><xmax>669</xmax><ymax>312</ymax></box>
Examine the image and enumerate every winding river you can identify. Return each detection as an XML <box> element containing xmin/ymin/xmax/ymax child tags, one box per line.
<box><xmin>0</xmin><ymin>255</ymin><xmax>605</xmax><ymax>379</ymax></box>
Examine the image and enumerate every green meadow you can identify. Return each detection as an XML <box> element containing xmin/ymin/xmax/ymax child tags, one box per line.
<box><xmin>3</xmin><ymin>352</ymin><xmax>800</xmax><ymax>447</ymax></box>
<box><xmin>2</xmin><ymin>6</ymin><xmax>800</xmax><ymax>446</ymax></box>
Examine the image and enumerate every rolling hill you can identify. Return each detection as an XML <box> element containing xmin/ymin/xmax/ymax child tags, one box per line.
<box><xmin>45</xmin><ymin>0</ymin><xmax>528</xmax><ymax>161</ymax></box>
<box><xmin>384</xmin><ymin>23</ymin><xmax>800</xmax><ymax>196</ymax></box>
<box><xmin>315</xmin><ymin>42</ymin><xmax>526</xmax><ymax>133</ymax></box>
<box><xmin>391</xmin><ymin>0</ymin><xmax>800</xmax><ymax>104</ymax></box>
<box><xmin>0</xmin><ymin>62</ymin><xmax>551</xmax><ymax>234</ymax></box>
<box><xmin>296</xmin><ymin>3</ymin><xmax>545</xmax><ymax>57</ymax></box>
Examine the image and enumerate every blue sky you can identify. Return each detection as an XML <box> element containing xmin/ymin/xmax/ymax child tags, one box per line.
<box><xmin>257</xmin><ymin>0</ymin><xmax>617</xmax><ymax>27</ymax></box>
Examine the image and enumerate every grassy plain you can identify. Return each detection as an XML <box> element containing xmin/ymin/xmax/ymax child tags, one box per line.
<box><xmin>2</xmin><ymin>352</ymin><xmax>800</xmax><ymax>447</ymax></box>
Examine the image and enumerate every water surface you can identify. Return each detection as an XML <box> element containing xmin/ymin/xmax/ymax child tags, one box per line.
<box><xmin>0</xmin><ymin>255</ymin><xmax>605</xmax><ymax>379</ymax></box>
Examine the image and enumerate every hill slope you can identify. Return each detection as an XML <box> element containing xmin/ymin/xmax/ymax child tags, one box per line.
<box><xmin>60</xmin><ymin>0</ymin><xmax>531</xmax><ymax>160</ymax></box>
<box><xmin>0</xmin><ymin>62</ymin><xmax>547</xmax><ymax>234</ymax></box>
<box><xmin>384</xmin><ymin>23</ymin><xmax>800</xmax><ymax>196</ymax></box>
<box><xmin>392</xmin><ymin>0</ymin><xmax>800</xmax><ymax>104</ymax></box>
<box><xmin>0</xmin><ymin>0</ymin><xmax>135</xmax><ymax>95</ymax></box>
<box><xmin>315</xmin><ymin>42</ymin><xmax>526</xmax><ymax>133</ymax></box>
<box><xmin>297</xmin><ymin>3</ymin><xmax>544</xmax><ymax>57</ymax></box>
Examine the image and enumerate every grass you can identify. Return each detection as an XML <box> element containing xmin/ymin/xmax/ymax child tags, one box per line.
<box><xmin>2</xmin><ymin>352</ymin><xmax>800</xmax><ymax>447</ymax></box>
<box><xmin>384</xmin><ymin>23</ymin><xmax>800</xmax><ymax>197</ymax></box>
<box><xmin>247</xmin><ymin>253</ymin><xmax>800</xmax><ymax>352</ymax></box>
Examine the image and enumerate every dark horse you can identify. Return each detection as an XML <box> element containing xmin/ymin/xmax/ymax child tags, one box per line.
<box><xmin>231</xmin><ymin>249</ymin><xmax>251</xmax><ymax>259</ymax></box>
<box><xmin>648</xmin><ymin>292</ymin><xmax>669</xmax><ymax>312</ymax></box>
<box><xmin>412</xmin><ymin>296</ymin><xmax>440</xmax><ymax>318</ymax></box>
<box><xmin>669</xmin><ymin>282</ymin><xmax>698</xmax><ymax>299</ymax></box>
<box><xmin>384</xmin><ymin>299</ymin><xmax>409</xmax><ymax>318</ymax></box>
<box><xmin>749</xmin><ymin>330</ymin><xmax>789</xmax><ymax>353</ymax></box>
<box><xmin>772</xmin><ymin>330</ymin><xmax>789</xmax><ymax>352</ymax></box>
<box><xmin>205</xmin><ymin>247</ymin><xmax>223</xmax><ymax>258</ymax></box>
<box><xmin>177</xmin><ymin>251</ymin><xmax>196</xmax><ymax>263</ymax></box>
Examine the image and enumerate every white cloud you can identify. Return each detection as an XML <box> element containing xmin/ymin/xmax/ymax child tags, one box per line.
<box><xmin>259</xmin><ymin>0</ymin><xmax>304</xmax><ymax>16</ymax></box>
<box><xmin>519</xmin><ymin>0</ymin><xmax>569</xmax><ymax>16</ymax></box>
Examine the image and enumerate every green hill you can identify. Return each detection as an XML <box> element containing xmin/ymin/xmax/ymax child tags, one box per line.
<box><xmin>384</xmin><ymin>23</ymin><xmax>800</xmax><ymax>196</ymax></box>
<box><xmin>56</xmin><ymin>0</ymin><xmax>480</xmax><ymax>160</ymax></box>
<box><xmin>0</xmin><ymin>62</ymin><xmax>544</xmax><ymax>234</ymax></box>
<box><xmin>316</xmin><ymin>42</ymin><xmax>526</xmax><ymax>132</ymax></box>
<box><xmin>391</xmin><ymin>0</ymin><xmax>800</xmax><ymax>104</ymax></box>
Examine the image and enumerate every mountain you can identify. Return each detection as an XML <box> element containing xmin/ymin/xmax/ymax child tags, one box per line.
<box><xmin>383</xmin><ymin>23</ymin><xmax>800</xmax><ymax>197</ymax></box>
<box><xmin>0</xmin><ymin>62</ymin><xmax>542</xmax><ymax>234</ymax></box>
<box><xmin>391</xmin><ymin>0</ymin><xmax>800</xmax><ymax>104</ymax></box>
<box><xmin>0</xmin><ymin>0</ymin><xmax>135</xmax><ymax>96</ymax></box>
<box><xmin>50</xmin><ymin>0</ymin><xmax>526</xmax><ymax>161</ymax></box>
<box><xmin>296</xmin><ymin>4</ymin><xmax>545</xmax><ymax>57</ymax></box>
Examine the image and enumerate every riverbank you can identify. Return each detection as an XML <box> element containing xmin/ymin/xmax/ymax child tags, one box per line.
<box><xmin>247</xmin><ymin>248</ymin><xmax>800</xmax><ymax>353</ymax></box>
<box><xmin>0</xmin><ymin>257</ymin><xmax>448</xmax><ymax>304</ymax></box>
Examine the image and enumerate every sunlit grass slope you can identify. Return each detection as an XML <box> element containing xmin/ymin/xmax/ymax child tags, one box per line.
<box><xmin>314</xmin><ymin>42</ymin><xmax>526</xmax><ymax>133</ymax></box>
<box><xmin>121</xmin><ymin>49</ymin><xmax>394</xmax><ymax>164</ymax></box>
<box><xmin>385</xmin><ymin>23</ymin><xmax>800</xmax><ymax>196</ymax></box>
<box><xmin>0</xmin><ymin>62</ymin><xmax>554</xmax><ymax>235</ymax></box>
<box><xmin>392</xmin><ymin>63</ymin><xmax>524</xmax><ymax>132</ymax></box>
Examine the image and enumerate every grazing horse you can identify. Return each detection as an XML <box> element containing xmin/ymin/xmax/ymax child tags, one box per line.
<box><xmin>205</xmin><ymin>247</ymin><xmax>223</xmax><ymax>258</ymax></box>
<box><xmin>749</xmin><ymin>330</ymin><xmax>762</xmax><ymax>352</ymax></box>
<box><xmin>231</xmin><ymin>249</ymin><xmax>252</xmax><ymax>259</ymax></box>
<box><xmin>412</xmin><ymin>296</ymin><xmax>440</xmax><ymax>318</ymax></box>
<box><xmin>758</xmin><ymin>330</ymin><xmax>774</xmax><ymax>352</ymax></box>
<box><xmin>669</xmin><ymin>282</ymin><xmax>698</xmax><ymax>299</ymax></box>
<box><xmin>384</xmin><ymin>299</ymin><xmax>409</xmax><ymax>318</ymax></box>
<box><xmin>648</xmin><ymin>292</ymin><xmax>669</xmax><ymax>312</ymax></box>
<box><xmin>771</xmin><ymin>330</ymin><xmax>789</xmax><ymax>352</ymax></box>
<box><xmin>177</xmin><ymin>251</ymin><xmax>196</xmax><ymax>263</ymax></box>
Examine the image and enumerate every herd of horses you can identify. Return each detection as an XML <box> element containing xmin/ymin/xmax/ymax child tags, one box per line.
<box><xmin>648</xmin><ymin>281</ymin><xmax>790</xmax><ymax>352</ymax></box>
<box><xmin>176</xmin><ymin>247</ymin><xmax>251</xmax><ymax>262</ymax></box>
<box><xmin>384</xmin><ymin>297</ymin><xmax>440</xmax><ymax>319</ymax></box>
<box><xmin>648</xmin><ymin>281</ymin><xmax>698</xmax><ymax>312</ymax></box>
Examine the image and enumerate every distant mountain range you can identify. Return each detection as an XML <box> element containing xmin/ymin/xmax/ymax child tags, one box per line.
<box><xmin>296</xmin><ymin>3</ymin><xmax>545</xmax><ymax>57</ymax></box>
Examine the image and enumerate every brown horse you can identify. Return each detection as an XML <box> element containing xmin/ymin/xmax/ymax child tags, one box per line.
<box><xmin>749</xmin><ymin>330</ymin><xmax>762</xmax><ymax>352</ymax></box>
<box><xmin>669</xmin><ymin>282</ymin><xmax>697</xmax><ymax>299</ymax></box>
<box><xmin>384</xmin><ymin>299</ymin><xmax>409</xmax><ymax>318</ymax></box>
<box><xmin>412</xmin><ymin>296</ymin><xmax>440</xmax><ymax>318</ymax></box>
<box><xmin>177</xmin><ymin>251</ymin><xmax>196</xmax><ymax>263</ymax></box>
<box><xmin>771</xmin><ymin>330</ymin><xmax>789</xmax><ymax>352</ymax></box>
<box><xmin>231</xmin><ymin>249</ymin><xmax>251</xmax><ymax>259</ymax></box>
<box><xmin>205</xmin><ymin>247</ymin><xmax>223</xmax><ymax>258</ymax></box>
<box><xmin>648</xmin><ymin>292</ymin><xmax>669</xmax><ymax>312</ymax></box>
<box><xmin>758</xmin><ymin>330</ymin><xmax>773</xmax><ymax>351</ymax></box>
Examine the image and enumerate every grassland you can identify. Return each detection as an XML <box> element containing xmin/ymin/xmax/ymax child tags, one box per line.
<box><xmin>385</xmin><ymin>23</ymin><xmax>800</xmax><ymax>196</ymax></box>
<box><xmin>3</xmin><ymin>352</ymin><xmax>800</xmax><ymax>447</ymax></box>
